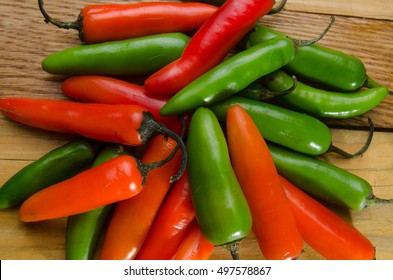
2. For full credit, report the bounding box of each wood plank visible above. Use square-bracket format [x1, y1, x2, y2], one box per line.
[285, 0, 393, 20]
[1, 0, 393, 260]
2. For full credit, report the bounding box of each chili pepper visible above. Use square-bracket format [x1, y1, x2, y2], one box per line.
[38, 0, 217, 44]
[19, 155, 147, 222]
[136, 170, 195, 260]
[65, 144, 128, 260]
[61, 75, 183, 134]
[0, 97, 187, 182]
[280, 175, 375, 260]
[260, 70, 388, 118]
[268, 143, 393, 210]
[245, 25, 367, 91]
[187, 107, 252, 259]
[172, 220, 215, 260]
[226, 105, 302, 260]
[0, 138, 96, 209]
[209, 96, 332, 156]
[159, 37, 296, 116]
[144, 0, 275, 96]
[99, 135, 183, 260]
[41, 32, 190, 76]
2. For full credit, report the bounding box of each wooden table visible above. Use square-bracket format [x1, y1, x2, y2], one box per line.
[0, 0, 392, 260]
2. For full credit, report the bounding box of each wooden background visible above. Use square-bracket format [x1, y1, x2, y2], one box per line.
[0, 0, 392, 260]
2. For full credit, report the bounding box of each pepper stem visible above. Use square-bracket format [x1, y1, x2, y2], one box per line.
[139, 112, 187, 183]
[223, 242, 240, 260]
[295, 16, 336, 47]
[269, 0, 287, 15]
[328, 118, 374, 158]
[366, 194, 393, 208]
[38, 0, 81, 32]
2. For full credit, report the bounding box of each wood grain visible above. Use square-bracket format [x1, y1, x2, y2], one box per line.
[1, 0, 393, 260]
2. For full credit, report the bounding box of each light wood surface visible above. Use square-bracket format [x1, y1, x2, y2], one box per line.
[1, 0, 392, 260]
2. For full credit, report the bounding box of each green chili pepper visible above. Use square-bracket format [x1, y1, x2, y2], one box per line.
[65, 144, 128, 260]
[261, 70, 388, 118]
[187, 107, 252, 259]
[160, 36, 296, 116]
[267, 143, 379, 210]
[209, 96, 332, 156]
[42, 33, 190, 76]
[246, 25, 367, 91]
[0, 138, 96, 208]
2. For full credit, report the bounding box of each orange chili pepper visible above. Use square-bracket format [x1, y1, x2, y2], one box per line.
[172, 220, 215, 260]
[0, 97, 187, 183]
[39, 0, 218, 43]
[136, 170, 195, 260]
[226, 104, 303, 260]
[19, 155, 143, 222]
[280, 175, 375, 260]
[99, 135, 182, 260]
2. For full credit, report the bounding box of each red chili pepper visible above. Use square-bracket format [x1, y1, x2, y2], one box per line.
[172, 220, 215, 260]
[61, 75, 183, 134]
[226, 104, 303, 260]
[280, 175, 375, 260]
[144, 0, 275, 96]
[99, 135, 183, 260]
[0, 97, 187, 182]
[38, 0, 218, 43]
[136, 170, 195, 260]
[19, 155, 143, 222]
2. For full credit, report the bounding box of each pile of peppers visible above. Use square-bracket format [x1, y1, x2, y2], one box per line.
[0, 0, 392, 260]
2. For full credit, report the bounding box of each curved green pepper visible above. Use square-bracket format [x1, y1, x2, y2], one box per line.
[65, 144, 128, 260]
[42, 33, 190, 76]
[261, 70, 388, 118]
[268, 144, 374, 210]
[160, 36, 295, 116]
[0, 138, 96, 209]
[187, 107, 252, 258]
[209, 96, 332, 156]
[246, 25, 367, 91]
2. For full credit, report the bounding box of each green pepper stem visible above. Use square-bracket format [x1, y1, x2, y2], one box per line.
[38, 0, 81, 32]
[268, 0, 287, 15]
[366, 194, 393, 208]
[328, 117, 374, 158]
[295, 16, 336, 47]
[223, 242, 241, 260]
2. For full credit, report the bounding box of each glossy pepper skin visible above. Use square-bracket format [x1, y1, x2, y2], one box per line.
[61, 75, 183, 135]
[160, 37, 296, 116]
[41, 33, 190, 76]
[209, 96, 332, 156]
[187, 107, 252, 256]
[65, 144, 127, 260]
[0, 97, 187, 183]
[99, 135, 183, 260]
[136, 170, 195, 260]
[38, 0, 217, 43]
[144, 0, 275, 96]
[280, 176, 375, 260]
[172, 220, 215, 260]
[19, 155, 144, 222]
[268, 144, 373, 210]
[261, 70, 388, 118]
[246, 25, 367, 91]
[0, 138, 95, 208]
[226, 105, 302, 260]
